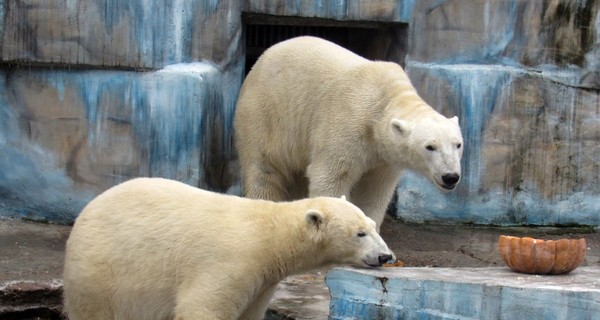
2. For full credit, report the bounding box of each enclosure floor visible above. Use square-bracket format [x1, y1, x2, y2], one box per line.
[1, 217, 599, 319]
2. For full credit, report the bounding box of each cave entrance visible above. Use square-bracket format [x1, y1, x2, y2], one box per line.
[242, 13, 408, 75]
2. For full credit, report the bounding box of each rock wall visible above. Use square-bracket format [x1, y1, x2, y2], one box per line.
[243, 0, 415, 22]
[0, 0, 410, 223]
[395, 0, 600, 225]
[0, 63, 243, 222]
[0, 0, 598, 226]
[0, 0, 244, 222]
[3, 0, 242, 68]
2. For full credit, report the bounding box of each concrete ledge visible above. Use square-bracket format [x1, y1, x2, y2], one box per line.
[326, 267, 600, 320]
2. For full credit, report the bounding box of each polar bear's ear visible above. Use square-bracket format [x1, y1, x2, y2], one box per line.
[391, 118, 411, 137]
[450, 116, 459, 125]
[340, 195, 347, 201]
[305, 209, 324, 229]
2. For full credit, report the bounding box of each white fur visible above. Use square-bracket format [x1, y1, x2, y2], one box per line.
[234, 36, 463, 230]
[63, 177, 393, 320]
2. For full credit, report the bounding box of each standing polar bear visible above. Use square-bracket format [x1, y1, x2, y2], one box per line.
[63, 177, 393, 320]
[234, 36, 464, 230]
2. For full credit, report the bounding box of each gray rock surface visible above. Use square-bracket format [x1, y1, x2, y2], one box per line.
[0, 0, 598, 226]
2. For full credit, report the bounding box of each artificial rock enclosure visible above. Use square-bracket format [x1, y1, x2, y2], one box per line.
[0, 0, 599, 227]
[0, 1, 599, 319]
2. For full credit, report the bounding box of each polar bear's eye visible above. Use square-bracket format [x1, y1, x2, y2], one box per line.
[456, 143, 462, 149]
[357, 231, 367, 238]
[426, 145, 436, 151]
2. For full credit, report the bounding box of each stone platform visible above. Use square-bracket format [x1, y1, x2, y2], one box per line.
[327, 266, 600, 320]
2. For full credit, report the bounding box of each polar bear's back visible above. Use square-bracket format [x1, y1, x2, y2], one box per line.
[70, 177, 245, 238]
[235, 37, 377, 175]
[252, 36, 367, 74]
[66, 178, 264, 265]
[238, 36, 369, 120]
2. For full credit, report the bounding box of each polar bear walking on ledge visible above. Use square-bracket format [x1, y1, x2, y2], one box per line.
[63, 178, 393, 320]
[234, 36, 464, 230]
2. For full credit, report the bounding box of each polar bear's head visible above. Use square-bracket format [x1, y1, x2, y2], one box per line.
[306, 196, 395, 268]
[390, 115, 464, 191]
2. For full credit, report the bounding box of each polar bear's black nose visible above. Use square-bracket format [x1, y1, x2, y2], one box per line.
[378, 254, 394, 265]
[442, 173, 460, 187]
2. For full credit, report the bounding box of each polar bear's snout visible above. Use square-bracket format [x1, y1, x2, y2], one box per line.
[359, 231, 396, 268]
[379, 253, 394, 265]
[363, 251, 395, 268]
[441, 173, 460, 189]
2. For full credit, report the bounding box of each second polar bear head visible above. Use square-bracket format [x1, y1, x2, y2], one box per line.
[390, 115, 464, 191]
[307, 196, 395, 267]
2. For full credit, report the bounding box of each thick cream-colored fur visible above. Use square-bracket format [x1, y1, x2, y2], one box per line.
[63, 177, 392, 320]
[234, 36, 463, 230]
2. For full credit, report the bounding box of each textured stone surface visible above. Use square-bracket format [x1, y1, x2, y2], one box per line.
[396, 0, 600, 226]
[0, 61, 243, 222]
[327, 266, 600, 320]
[396, 63, 600, 226]
[2, 0, 242, 69]
[243, 0, 415, 23]
[0, 280, 64, 319]
[409, 0, 600, 87]
[0, 0, 599, 227]
[268, 271, 330, 320]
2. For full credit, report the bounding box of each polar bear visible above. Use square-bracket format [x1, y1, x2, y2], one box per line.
[234, 36, 463, 230]
[63, 177, 393, 320]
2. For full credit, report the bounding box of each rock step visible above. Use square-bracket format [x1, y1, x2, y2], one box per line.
[327, 266, 600, 320]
